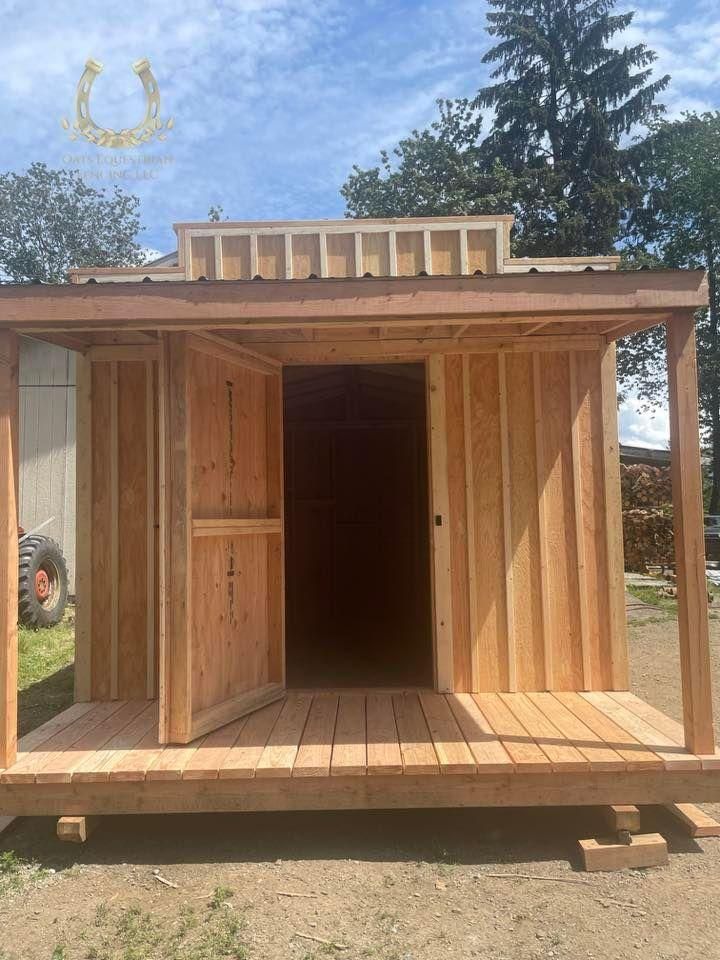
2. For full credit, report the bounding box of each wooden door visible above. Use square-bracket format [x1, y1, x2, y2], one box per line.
[159, 333, 285, 743]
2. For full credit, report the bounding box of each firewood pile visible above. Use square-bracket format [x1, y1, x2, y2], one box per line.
[620, 464, 674, 573]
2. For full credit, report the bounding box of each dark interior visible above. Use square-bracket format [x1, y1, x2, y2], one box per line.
[283, 364, 433, 688]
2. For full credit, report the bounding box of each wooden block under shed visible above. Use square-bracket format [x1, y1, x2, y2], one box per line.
[0, 815, 15, 836]
[600, 804, 641, 834]
[579, 833, 668, 872]
[664, 803, 720, 838]
[57, 816, 98, 843]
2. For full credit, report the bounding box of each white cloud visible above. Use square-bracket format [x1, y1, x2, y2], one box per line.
[619, 393, 670, 449]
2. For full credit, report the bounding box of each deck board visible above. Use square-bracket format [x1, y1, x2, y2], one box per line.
[331, 694, 367, 776]
[554, 692, 664, 770]
[446, 693, 514, 772]
[255, 692, 313, 778]
[366, 693, 403, 775]
[474, 693, 552, 772]
[393, 693, 439, 775]
[74, 702, 157, 782]
[1, 690, 711, 788]
[583, 691, 701, 771]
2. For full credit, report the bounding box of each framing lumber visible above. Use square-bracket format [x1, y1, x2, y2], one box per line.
[159, 333, 192, 744]
[74, 354, 93, 701]
[57, 815, 98, 843]
[0, 330, 18, 770]
[0, 270, 706, 333]
[579, 833, 668, 872]
[666, 313, 715, 755]
[663, 802, 720, 837]
[427, 356, 453, 692]
[601, 804, 641, 834]
[599, 344, 628, 688]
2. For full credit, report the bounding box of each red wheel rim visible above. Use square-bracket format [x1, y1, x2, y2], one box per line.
[35, 569, 51, 601]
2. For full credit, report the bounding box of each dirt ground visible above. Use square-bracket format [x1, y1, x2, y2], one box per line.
[2, 612, 720, 960]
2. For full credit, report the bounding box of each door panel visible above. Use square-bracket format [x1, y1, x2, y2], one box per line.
[159, 333, 284, 743]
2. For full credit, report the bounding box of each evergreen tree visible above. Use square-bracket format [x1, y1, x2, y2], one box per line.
[476, 0, 669, 255]
[343, 1, 669, 258]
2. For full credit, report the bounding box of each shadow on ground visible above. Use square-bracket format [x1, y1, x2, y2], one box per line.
[18, 665, 74, 737]
[2, 804, 704, 875]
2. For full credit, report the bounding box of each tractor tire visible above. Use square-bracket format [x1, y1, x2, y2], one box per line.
[18, 536, 68, 629]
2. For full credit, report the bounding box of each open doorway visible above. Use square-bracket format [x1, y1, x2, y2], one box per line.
[284, 364, 433, 688]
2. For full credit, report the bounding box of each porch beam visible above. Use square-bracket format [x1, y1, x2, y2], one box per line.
[666, 312, 715, 754]
[0, 331, 18, 769]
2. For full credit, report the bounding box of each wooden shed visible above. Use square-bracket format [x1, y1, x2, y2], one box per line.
[0, 214, 717, 820]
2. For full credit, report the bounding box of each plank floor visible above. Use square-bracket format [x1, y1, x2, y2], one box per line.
[2, 690, 716, 785]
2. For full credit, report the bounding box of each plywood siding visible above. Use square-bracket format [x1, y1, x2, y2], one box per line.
[76, 357, 158, 701]
[187, 348, 279, 715]
[429, 349, 626, 693]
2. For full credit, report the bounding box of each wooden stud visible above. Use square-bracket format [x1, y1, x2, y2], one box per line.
[0, 331, 18, 770]
[459, 228, 469, 275]
[579, 833, 668, 872]
[145, 359, 156, 699]
[599, 344, 628, 689]
[601, 804, 641, 834]
[427, 357, 453, 691]
[532, 354, 552, 689]
[423, 230, 432, 275]
[388, 230, 398, 277]
[213, 236, 223, 280]
[74, 354, 93, 702]
[159, 334, 193, 744]
[353, 233, 363, 277]
[663, 802, 720, 838]
[570, 353, 591, 689]
[318, 232, 328, 278]
[109, 361, 119, 700]
[666, 313, 715, 755]
[498, 354, 516, 690]
[284, 235, 293, 279]
[57, 815, 98, 843]
[249, 234, 258, 278]
[462, 356, 479, 691]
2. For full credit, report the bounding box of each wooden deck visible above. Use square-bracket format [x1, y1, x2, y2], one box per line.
[2, 690, 720, 816]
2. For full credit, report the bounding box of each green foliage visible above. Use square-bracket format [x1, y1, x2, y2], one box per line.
[342, 101, 517, 221]
[342, 0, 668, 257]
[0, 162, 143, 282]
[619, 113, 720, 509]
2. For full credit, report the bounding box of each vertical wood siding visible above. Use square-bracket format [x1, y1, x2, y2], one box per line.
[429, 349, 627, 693]
[74, 356, 158, 701]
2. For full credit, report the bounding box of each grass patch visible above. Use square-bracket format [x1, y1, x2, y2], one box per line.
[626, 583, 678, 613]
[18, 608, 75, 736]
[58, 890, 248, 960]
[0, 850, 47, 899]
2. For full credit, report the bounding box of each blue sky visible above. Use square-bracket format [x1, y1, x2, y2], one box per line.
[2, 0, 718, 445]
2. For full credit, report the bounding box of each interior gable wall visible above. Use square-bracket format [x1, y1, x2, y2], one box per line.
[428, 347, 627, 694]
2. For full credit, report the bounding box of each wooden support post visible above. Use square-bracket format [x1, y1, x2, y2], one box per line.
[579, 834, 668, 872]
[666, 313, 715, 754]
[0, 330, 18, 770]
[600, 804, 641, 834]
[158, 333, 192, 744]
[57, 815, 98, 843]
[664, 803, 720, 838]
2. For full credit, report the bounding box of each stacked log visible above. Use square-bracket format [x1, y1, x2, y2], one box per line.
[620, 464, 674, 573]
